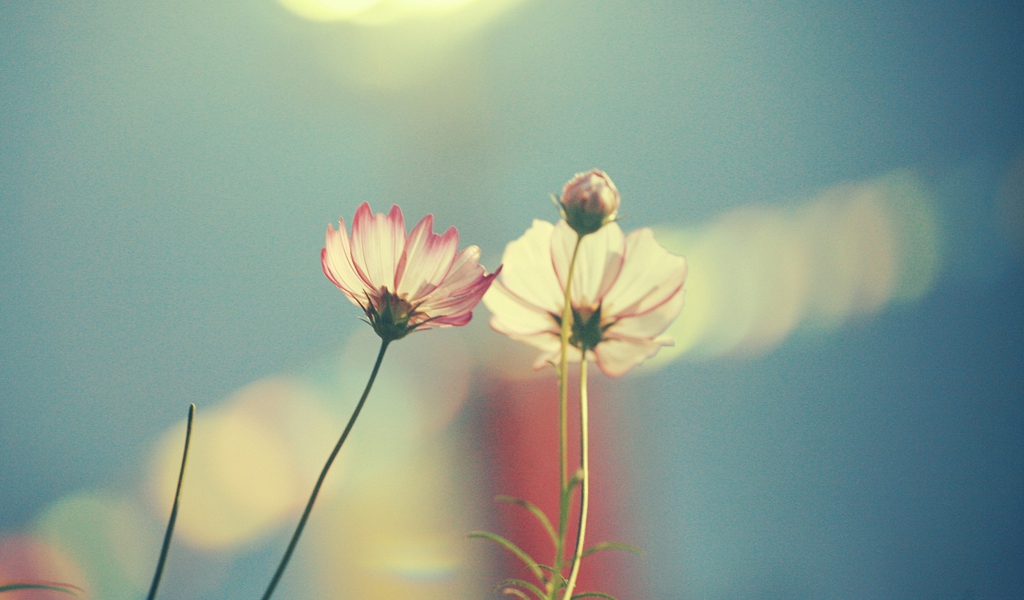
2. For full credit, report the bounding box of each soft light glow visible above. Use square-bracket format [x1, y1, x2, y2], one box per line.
[278, 0, 382, 21]
[290, 327, 480, 596]
[278, 0, 490, 24]
[0, 535, 89, 599]
[646, 169, 942, 363]
[308, 438, 477, 597]
[32, 493, 156, 600]
[273, 0, 527, 89]
[147, 378, 341, 549]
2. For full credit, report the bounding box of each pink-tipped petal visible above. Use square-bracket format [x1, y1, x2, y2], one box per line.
[429, 311, 474, 328]
[397, 215, 459, 299]
[350, 203, 406, 291]
[422, 268, 498, 323]
[419, 246, 487, 306]
[322, 221, 370, 305]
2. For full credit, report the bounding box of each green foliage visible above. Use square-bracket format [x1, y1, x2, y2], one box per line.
[581, 541, 644, 560]
[467, 531, 545, 583]
[495, 496, 557, 545]
[495, 578, 546, 600]
[500, 587, 535, 600]
[472, 486, 641, 600]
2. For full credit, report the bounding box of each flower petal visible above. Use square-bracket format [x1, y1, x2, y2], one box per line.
[568, 222, 625, 308]
[604, 285, 685, 340]
[592, 336, 670, 377]
[535, 344, 584, 370]
[416, 246, 499, 325]
[484, 280, 560, 337]
[350, 203, 406, 292]
[550, 219, 578, 289]
[515, 333, 584, 370]
[426, 269, 499, 326]
[424, 246, 487, 299]
[322, 220, 371, 306]
[396, 214, 459, 300]
[601, 228, 688, 319]
[499, 220, 564, 314]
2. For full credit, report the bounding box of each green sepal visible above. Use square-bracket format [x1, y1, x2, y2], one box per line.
[571, 593, 618, 600]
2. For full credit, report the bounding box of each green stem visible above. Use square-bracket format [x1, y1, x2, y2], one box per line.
[552, 238, 582, 598]
[146, 403, 195, 600]
[260, 338, 391, 600]
[562, 357, 590, 600]
[559, 241, 582, 491]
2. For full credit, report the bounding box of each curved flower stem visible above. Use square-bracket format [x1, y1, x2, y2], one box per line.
[562, 357, 589, 600]
[146, 403, 195, 600]
[260, 338, 391, 600]
[552, 237, 582, 598]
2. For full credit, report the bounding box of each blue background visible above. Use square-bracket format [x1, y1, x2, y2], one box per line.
[2, 0, 1022, 597]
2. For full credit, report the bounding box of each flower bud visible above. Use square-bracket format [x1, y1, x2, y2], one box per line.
[557, 169, 621, 236]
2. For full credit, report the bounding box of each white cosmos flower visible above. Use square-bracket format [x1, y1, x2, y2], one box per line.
[484, 219, 687, 377]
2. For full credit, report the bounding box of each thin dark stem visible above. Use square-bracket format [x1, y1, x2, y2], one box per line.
[146, 403, 196, 600]
[260, 338, 391, 600]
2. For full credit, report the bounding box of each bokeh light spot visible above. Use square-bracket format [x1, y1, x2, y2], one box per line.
[277, 0, 383, 22]
[278, 0, 489, 24]
[148, 378, 340, 550]
[0, 536, 89, 600]
[647, 169, 941, 363]
[32, 493, 155, 600]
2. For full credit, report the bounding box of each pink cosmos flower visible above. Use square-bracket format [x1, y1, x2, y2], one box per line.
[483, 219, 687, 377]
[322, 203, 500, 341]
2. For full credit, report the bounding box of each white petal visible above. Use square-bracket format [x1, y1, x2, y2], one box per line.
[593, 336, 670, 377]
[498, 220, 565, 314]
[484, 280, 559, 336]
[396, 214, 458, 299]
[526, 335, 583, 370]
[551, 219, 578, 289]
[602, 228, 687, 319]
[604, 286, 685, 340]
[350, 203, 405, 292]
[569, 222, 625, 307]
